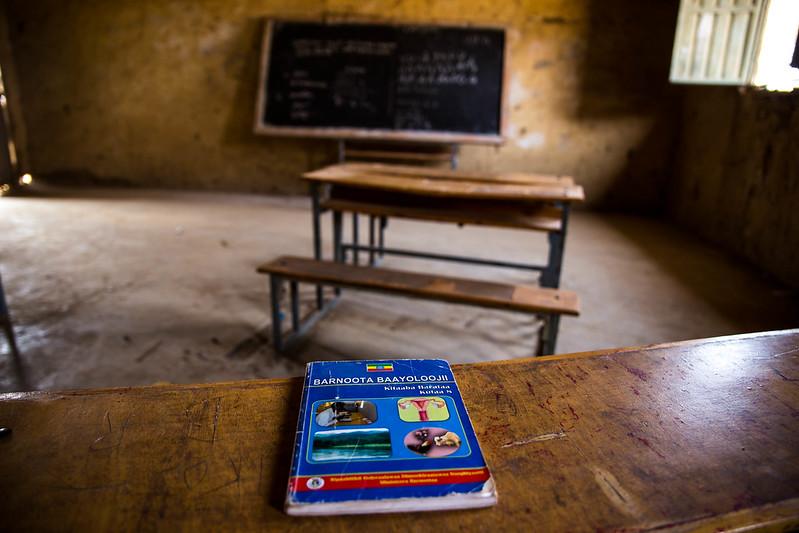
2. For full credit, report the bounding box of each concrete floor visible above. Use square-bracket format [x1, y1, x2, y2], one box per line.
[1, 187, 797, 392]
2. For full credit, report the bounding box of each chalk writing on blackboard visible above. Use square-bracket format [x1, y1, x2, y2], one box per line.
[293, 39, 398, 57]
[256, 20, 506, 143]
[398, 52, 480, 86]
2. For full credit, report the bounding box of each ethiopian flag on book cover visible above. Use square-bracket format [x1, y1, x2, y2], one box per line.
[366, 363, 393, 372]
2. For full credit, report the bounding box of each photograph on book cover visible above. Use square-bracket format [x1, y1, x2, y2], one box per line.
[404, 427, 462, 457]
[312, 428, 392, 461]
[315, 400, 378, 427]
[398, 397, 449, 422]
[308, 396, 471, 463]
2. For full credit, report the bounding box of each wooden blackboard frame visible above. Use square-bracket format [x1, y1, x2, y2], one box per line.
[253, 19, 508, 145]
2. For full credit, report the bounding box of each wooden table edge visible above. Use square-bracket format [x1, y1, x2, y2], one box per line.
[640, 496, 799, 533]
[2, 329, 796, 400]
[317, 162, 577, 186]
[0, 376, 299, 401]
[300, 173, 586, 203]
[471, 328, 799, 368]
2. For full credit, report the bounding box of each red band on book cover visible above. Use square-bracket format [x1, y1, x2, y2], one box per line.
[290, 467, 490, 492]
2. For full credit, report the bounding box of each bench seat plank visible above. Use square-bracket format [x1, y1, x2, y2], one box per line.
[257, 256, 580, 316]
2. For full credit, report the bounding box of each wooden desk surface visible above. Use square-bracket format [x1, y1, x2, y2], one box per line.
[303, 163, 585, 203]
[330, 162, 577, 186]
[1, 330, 798, 532]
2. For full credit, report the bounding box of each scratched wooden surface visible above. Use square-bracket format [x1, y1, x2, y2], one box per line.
[1, 330, 798, 532]
[338, 162, 576, 186]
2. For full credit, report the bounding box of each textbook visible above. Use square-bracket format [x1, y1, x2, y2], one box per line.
[285, 359, 497, 515]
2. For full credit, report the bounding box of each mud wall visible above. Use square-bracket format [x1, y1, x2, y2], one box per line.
[2, 0, 679, 208]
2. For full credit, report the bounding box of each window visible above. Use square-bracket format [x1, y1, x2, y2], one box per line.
[670, 0, 799, 91]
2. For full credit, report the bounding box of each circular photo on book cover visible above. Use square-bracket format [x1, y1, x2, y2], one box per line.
[404, 427, 461, 457]
[397, 397, 449, 422]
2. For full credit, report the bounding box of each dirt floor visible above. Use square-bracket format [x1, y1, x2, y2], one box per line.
[1, 187, 797, 392]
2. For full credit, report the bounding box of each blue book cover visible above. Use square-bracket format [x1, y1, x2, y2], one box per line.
[285, 359, 497, 515]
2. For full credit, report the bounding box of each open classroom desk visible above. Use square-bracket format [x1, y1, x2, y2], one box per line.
[278, 162, 586, 355]
[1, 330, 798, 531]
[302, 162, 585, 290]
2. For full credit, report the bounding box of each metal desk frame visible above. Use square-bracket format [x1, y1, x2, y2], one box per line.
[292, 179, 573, 355]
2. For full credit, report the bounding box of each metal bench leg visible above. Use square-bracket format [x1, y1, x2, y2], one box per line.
[538, 204, 569, 355]
[310, 182, 324, 309]
[538, 314, 560, 356]
[333, 210, 343, 261]
[541, 203, 570, 289]
[352, 213, 360, 266]
[368, 215, 376, 266]
[379, 216, 387, 257]
[333, 210, 343, 296]
[270, 275, 283, 352]
[290, 281, 300, 332]
[269, 277, 341, 352]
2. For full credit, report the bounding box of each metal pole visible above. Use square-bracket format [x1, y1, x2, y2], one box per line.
[539, 203, 570, 356]
[341, 244, 546, 271]
[310, 182, 323, 309]
[269, 275, 283, 351]
[544, 314, 560, 355]
[537, 316, 548, 356]
[368, 215, 376, 266]
[333, 210, 343, 296]
[352, 212, 359, 266]
[379, 216, 387, 257]
[333, 211, 343, 262]
[290, 281, 300, 332]
[541, 203, 570, 289]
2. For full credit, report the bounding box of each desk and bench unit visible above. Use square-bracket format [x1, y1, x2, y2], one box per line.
[1, 330, 798, 531]
[252, 20, 585, 355]
[258, 162, 585, 355]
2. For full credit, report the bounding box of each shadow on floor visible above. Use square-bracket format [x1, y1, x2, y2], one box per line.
[603, 214, 799, 332]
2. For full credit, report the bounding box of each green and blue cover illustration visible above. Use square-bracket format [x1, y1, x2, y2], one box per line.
[285, 359, 495, 513]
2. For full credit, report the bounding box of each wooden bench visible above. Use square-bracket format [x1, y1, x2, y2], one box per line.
[257, 255, 580, 356]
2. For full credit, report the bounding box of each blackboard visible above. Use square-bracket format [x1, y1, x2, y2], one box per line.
[254, 20, 507, 144]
